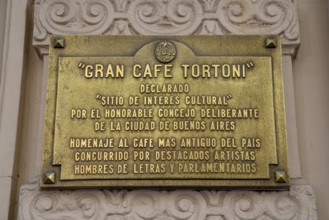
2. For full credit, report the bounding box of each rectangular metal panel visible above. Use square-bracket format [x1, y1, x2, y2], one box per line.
[41, 35, 289, 189]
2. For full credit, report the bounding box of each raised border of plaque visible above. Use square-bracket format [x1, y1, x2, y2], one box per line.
[41, 35, 289, 189]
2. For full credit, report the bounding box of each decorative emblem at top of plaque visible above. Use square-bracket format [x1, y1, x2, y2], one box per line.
[155, 41, 177, 63]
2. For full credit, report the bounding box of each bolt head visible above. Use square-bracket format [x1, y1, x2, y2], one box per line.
[54, 38, 65, 48]
[43, 171, 56, 184]
[275, 171, 287, 183]
[265, 38, 277, 48]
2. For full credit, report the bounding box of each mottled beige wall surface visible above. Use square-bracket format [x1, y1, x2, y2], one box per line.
[294, 0, 329, 219]
[0, 1, 7, 75]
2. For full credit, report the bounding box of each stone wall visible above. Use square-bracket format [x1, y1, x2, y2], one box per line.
[6, 0, 322, 219]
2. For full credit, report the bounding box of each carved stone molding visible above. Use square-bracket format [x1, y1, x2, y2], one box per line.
[18, 178, 317, 220]
[33, 0, 300, 56]
[26, 1, 310, 220]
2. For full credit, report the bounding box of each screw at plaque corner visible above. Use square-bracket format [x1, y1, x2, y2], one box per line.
[43, 171, 56, 184]
[265, 37, 278, 48]
[275, 171, 287, 183]
[265, 38, 277, 49]
[54, 38, 65, 49]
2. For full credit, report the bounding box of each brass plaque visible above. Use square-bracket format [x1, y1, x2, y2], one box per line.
[41, 35, 289, 189]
